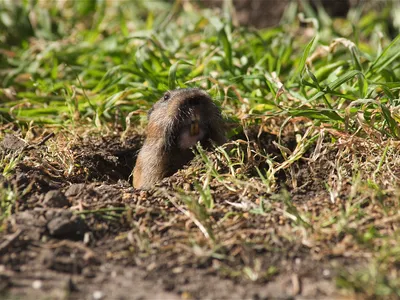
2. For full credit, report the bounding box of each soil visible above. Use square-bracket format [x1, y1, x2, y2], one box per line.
[0, 128, 356, 299]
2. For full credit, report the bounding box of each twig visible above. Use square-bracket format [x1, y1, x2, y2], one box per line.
[42, 240, 98, 261]
[23, 132, 55, 151]
[162, 189, 213, 241]
[0, 229, 22, 254]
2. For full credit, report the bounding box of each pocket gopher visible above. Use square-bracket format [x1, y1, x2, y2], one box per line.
[133, 88, 226, 189]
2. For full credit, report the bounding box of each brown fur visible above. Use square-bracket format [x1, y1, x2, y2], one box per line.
[133, 88, 226, 189]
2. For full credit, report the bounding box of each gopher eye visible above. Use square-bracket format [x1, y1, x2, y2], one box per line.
[163, 92, 171, 101]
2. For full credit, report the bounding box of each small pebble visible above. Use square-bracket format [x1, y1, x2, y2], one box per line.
[43, 190, 69, 208]
[93, 290, 104, 300]
[323, 269, 331, 277]
[84, 232, 93, 245]
[32, 280, 42, 290]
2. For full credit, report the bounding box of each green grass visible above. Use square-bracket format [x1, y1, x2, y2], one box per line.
[1, 0, 400, 297]
[1, 0, 398, 134]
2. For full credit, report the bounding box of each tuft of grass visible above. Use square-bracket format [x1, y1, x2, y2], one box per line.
[0, 184, 17, 224]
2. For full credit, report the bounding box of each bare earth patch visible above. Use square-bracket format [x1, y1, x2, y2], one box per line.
[1, 126, 380, 300]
